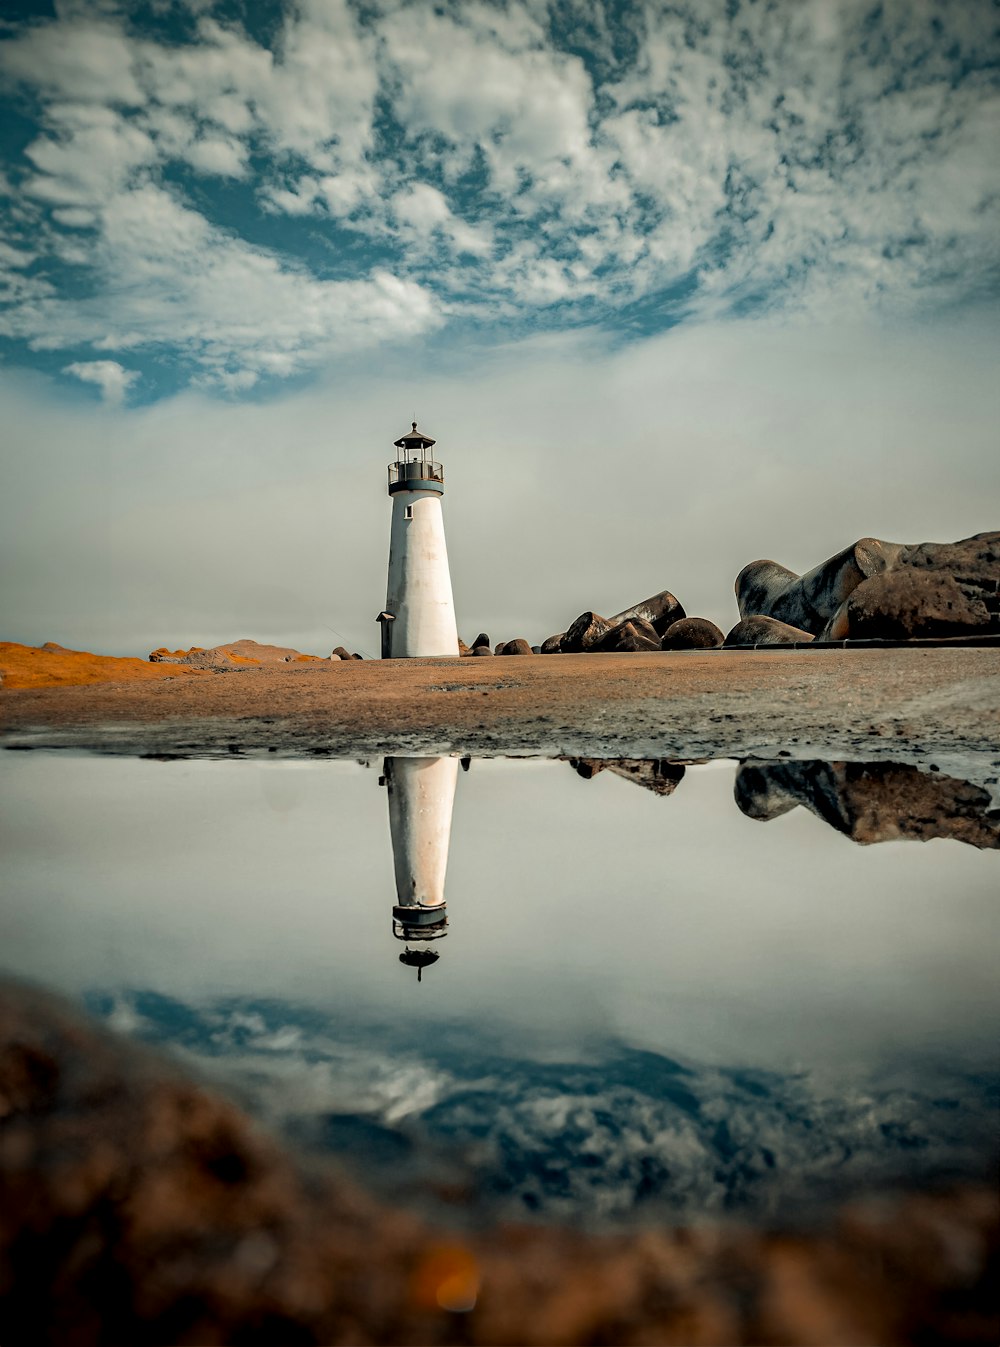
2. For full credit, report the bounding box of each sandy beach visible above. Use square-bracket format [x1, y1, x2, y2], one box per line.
[3, 644, 999, 773]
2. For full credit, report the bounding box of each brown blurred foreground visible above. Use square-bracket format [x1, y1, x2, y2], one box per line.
[0, 980, 995, 1347]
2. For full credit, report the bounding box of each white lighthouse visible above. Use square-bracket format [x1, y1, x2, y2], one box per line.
[383, 756, 459, 978]
[377, 422, 459, 659]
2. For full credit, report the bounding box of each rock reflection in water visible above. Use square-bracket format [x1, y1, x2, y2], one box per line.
[569, 759, 687, 795]
[568, 754, 999, 848]
[734, 760, 1000, 849]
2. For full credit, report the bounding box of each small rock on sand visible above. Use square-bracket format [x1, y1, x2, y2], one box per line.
[662, 618, 725, 650]
[725, 616, 814, 646]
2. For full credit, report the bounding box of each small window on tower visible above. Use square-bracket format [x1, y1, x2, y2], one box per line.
[404, 505, 413, 519]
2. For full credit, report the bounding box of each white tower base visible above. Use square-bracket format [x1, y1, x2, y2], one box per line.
[385, 491, 458, 657]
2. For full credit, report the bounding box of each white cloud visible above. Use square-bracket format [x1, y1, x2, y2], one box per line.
[259, 0, 376, 165]
[0, 17, 143, 105]
[22, 102, 157, 207]
[62, 358, 138, 405]
[0, 241, 35, 269]
[390, 182, 494, 258]
[2, 184, 440, 379]
[134, 16, 269, 115]
[182, 133, 248, 178]
[379, 4, 595, 184]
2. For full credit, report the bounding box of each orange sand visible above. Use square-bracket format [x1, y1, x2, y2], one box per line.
[0, 642, 209, 691]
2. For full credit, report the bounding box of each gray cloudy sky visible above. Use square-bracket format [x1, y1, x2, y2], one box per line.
[0, 0, 998, 652]
[1, 313, 997, 654]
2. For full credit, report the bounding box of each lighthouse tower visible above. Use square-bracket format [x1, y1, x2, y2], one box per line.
[383, 756, 459, 977]
[377, 422, 459, 659]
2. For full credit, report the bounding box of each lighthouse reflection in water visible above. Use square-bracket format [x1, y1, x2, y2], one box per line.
[381, 757, 459, 980]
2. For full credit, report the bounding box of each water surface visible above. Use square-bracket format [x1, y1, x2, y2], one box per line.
[2, 751, 997, 1227]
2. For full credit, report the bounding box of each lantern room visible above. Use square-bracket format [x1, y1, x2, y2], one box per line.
[387, 421, 445, 495]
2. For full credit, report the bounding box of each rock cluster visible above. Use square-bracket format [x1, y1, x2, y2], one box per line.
[462, 593, 725, 656]
[538, 591, 724, 654]
[728, 532, 999, 645]
[149, 639, 363, 667]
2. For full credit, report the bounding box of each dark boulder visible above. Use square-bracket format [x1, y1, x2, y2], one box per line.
[724, 617, 814, 646]
[500, 638, 533, 655]
[610, 590, 686, 635]
[540, 634, 564, 654]
[494, 642, 507, 655]
[562, 612, 612, 652]
[661, 618, 724, 650]
[472, 633, 491, 650]
[595, 619, 661, 653]
[471, 644, 493, 656]
[332, 646, 352, 661]
[736, 539, 905, 635]
[830, 532, 1000, 641]
[734, 561, 799, 625]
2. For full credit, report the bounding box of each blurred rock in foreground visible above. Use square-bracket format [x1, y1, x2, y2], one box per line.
[1, 980, 996, 1346]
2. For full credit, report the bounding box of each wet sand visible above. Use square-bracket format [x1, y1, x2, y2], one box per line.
[3, 647, 999, 774]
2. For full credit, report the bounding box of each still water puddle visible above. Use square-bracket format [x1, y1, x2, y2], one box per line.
[2, 751, 998, 1229]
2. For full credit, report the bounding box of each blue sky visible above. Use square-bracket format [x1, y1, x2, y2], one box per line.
[0, 0, 998, 652]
